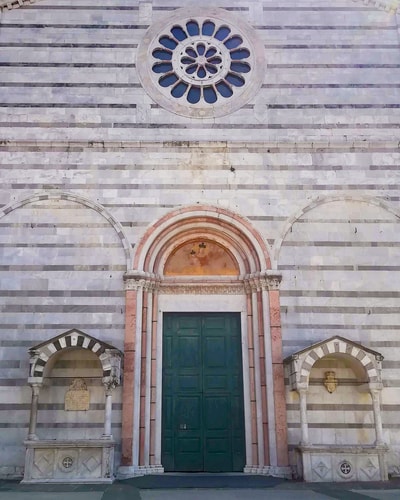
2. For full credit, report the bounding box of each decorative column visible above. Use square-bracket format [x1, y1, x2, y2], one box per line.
[266, 271, 289, 467]
[260, 273, 277, 468]
[247, 274, 265, 468]
[27, 383, 41, 440]
[120, 271, 159, 476]
[244, 278, 257, 467]
[102, 349, 122, 439]
[370, 383, 384, 446]
[103, 386, 113, 438]
[298, 386, 309, 446]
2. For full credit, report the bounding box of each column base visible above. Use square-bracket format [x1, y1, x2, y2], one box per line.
[117, 465, 164, 479]
[243, 465, 292, 478]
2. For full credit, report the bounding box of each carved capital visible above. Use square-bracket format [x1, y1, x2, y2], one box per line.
[124, 270, 160, 291]
[28, 350, 41, 378]
[265, 271, 282, 290]
[103, 377, 120, 393]
[244, 273, 262, 293]
[103, 349, 122, 390]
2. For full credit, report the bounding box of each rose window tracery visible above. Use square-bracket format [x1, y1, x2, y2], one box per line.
[151, 20, 251, 105]
[137, 8, 265, 118]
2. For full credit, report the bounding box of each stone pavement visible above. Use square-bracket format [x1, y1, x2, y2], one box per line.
[1, 475, 400, 500]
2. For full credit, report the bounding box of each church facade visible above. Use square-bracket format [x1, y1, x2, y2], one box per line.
[0, 0, 400, 483]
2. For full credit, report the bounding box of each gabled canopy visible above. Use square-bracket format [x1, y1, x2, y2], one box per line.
[28, 329, 122, 387]
[284, 335, 384, 390]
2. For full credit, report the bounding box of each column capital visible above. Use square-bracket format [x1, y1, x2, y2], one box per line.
[123, 270, 161, 291]
[243, 271, 283, 292]
[244, 274, 261, 293]
[264, 271, 282, 290]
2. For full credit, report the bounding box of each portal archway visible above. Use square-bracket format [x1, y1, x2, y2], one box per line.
[119, 205, 290, 478]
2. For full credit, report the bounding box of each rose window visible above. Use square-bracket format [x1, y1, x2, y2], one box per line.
[151, 20, 251, 105]
[137, 8, 265, 118]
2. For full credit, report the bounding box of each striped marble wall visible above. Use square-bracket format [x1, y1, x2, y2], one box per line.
[0, 0, 399, 478]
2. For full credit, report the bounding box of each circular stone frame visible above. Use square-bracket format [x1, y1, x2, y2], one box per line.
[136, 7, 265, 119]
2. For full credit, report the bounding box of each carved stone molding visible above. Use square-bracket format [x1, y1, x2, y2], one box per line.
[160, 283, 244, 295]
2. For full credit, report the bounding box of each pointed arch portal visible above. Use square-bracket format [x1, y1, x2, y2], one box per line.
[119, 205, 290, 477]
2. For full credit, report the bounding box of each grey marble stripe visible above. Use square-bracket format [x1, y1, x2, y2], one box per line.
[0, 325, 123, 332]
[255, 25, 396, 30]
[1, 164, 398, 172]
[1, 305, 123, 312]
[0, 63, 136, 68]
[265, 44, 400, 48]
[288, 423, 375, 429]
[2, 121, 400, 129]
[286, 404, 374, 410]
[0, 104, 138, 109]
[296, 217, 395, 222]
[3, 103, 400, 110]
[2, 23, 149, 29]
[0, 243, 122, 248]
[285, 306, 400, 314]
[0, 404, 122, 410]
[0, 43, 138, 48]
[2, 183, 400, 191]
[0, 361, 20, 368]
[0, 423, 122, 428]
[370, 341, 400, 347]
[0, 222, 113, 227]
[23, 5, 139, 10]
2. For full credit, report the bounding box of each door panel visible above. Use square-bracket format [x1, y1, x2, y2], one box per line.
[162, 312, 245, 472]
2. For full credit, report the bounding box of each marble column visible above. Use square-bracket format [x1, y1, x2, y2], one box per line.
[103, 386, 113, 439]
[267, 272, 289, 466]
[27, 383, 41, 440]
[370, 386, 384, 445]
[298, 387, 310, 446]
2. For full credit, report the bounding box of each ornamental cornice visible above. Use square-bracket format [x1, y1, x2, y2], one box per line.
[160, 283, 244, 295]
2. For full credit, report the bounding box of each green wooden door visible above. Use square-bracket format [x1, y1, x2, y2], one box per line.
[162, 313, 245, 472]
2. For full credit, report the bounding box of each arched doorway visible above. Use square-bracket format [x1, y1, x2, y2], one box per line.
[119, 205, 290, 478]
